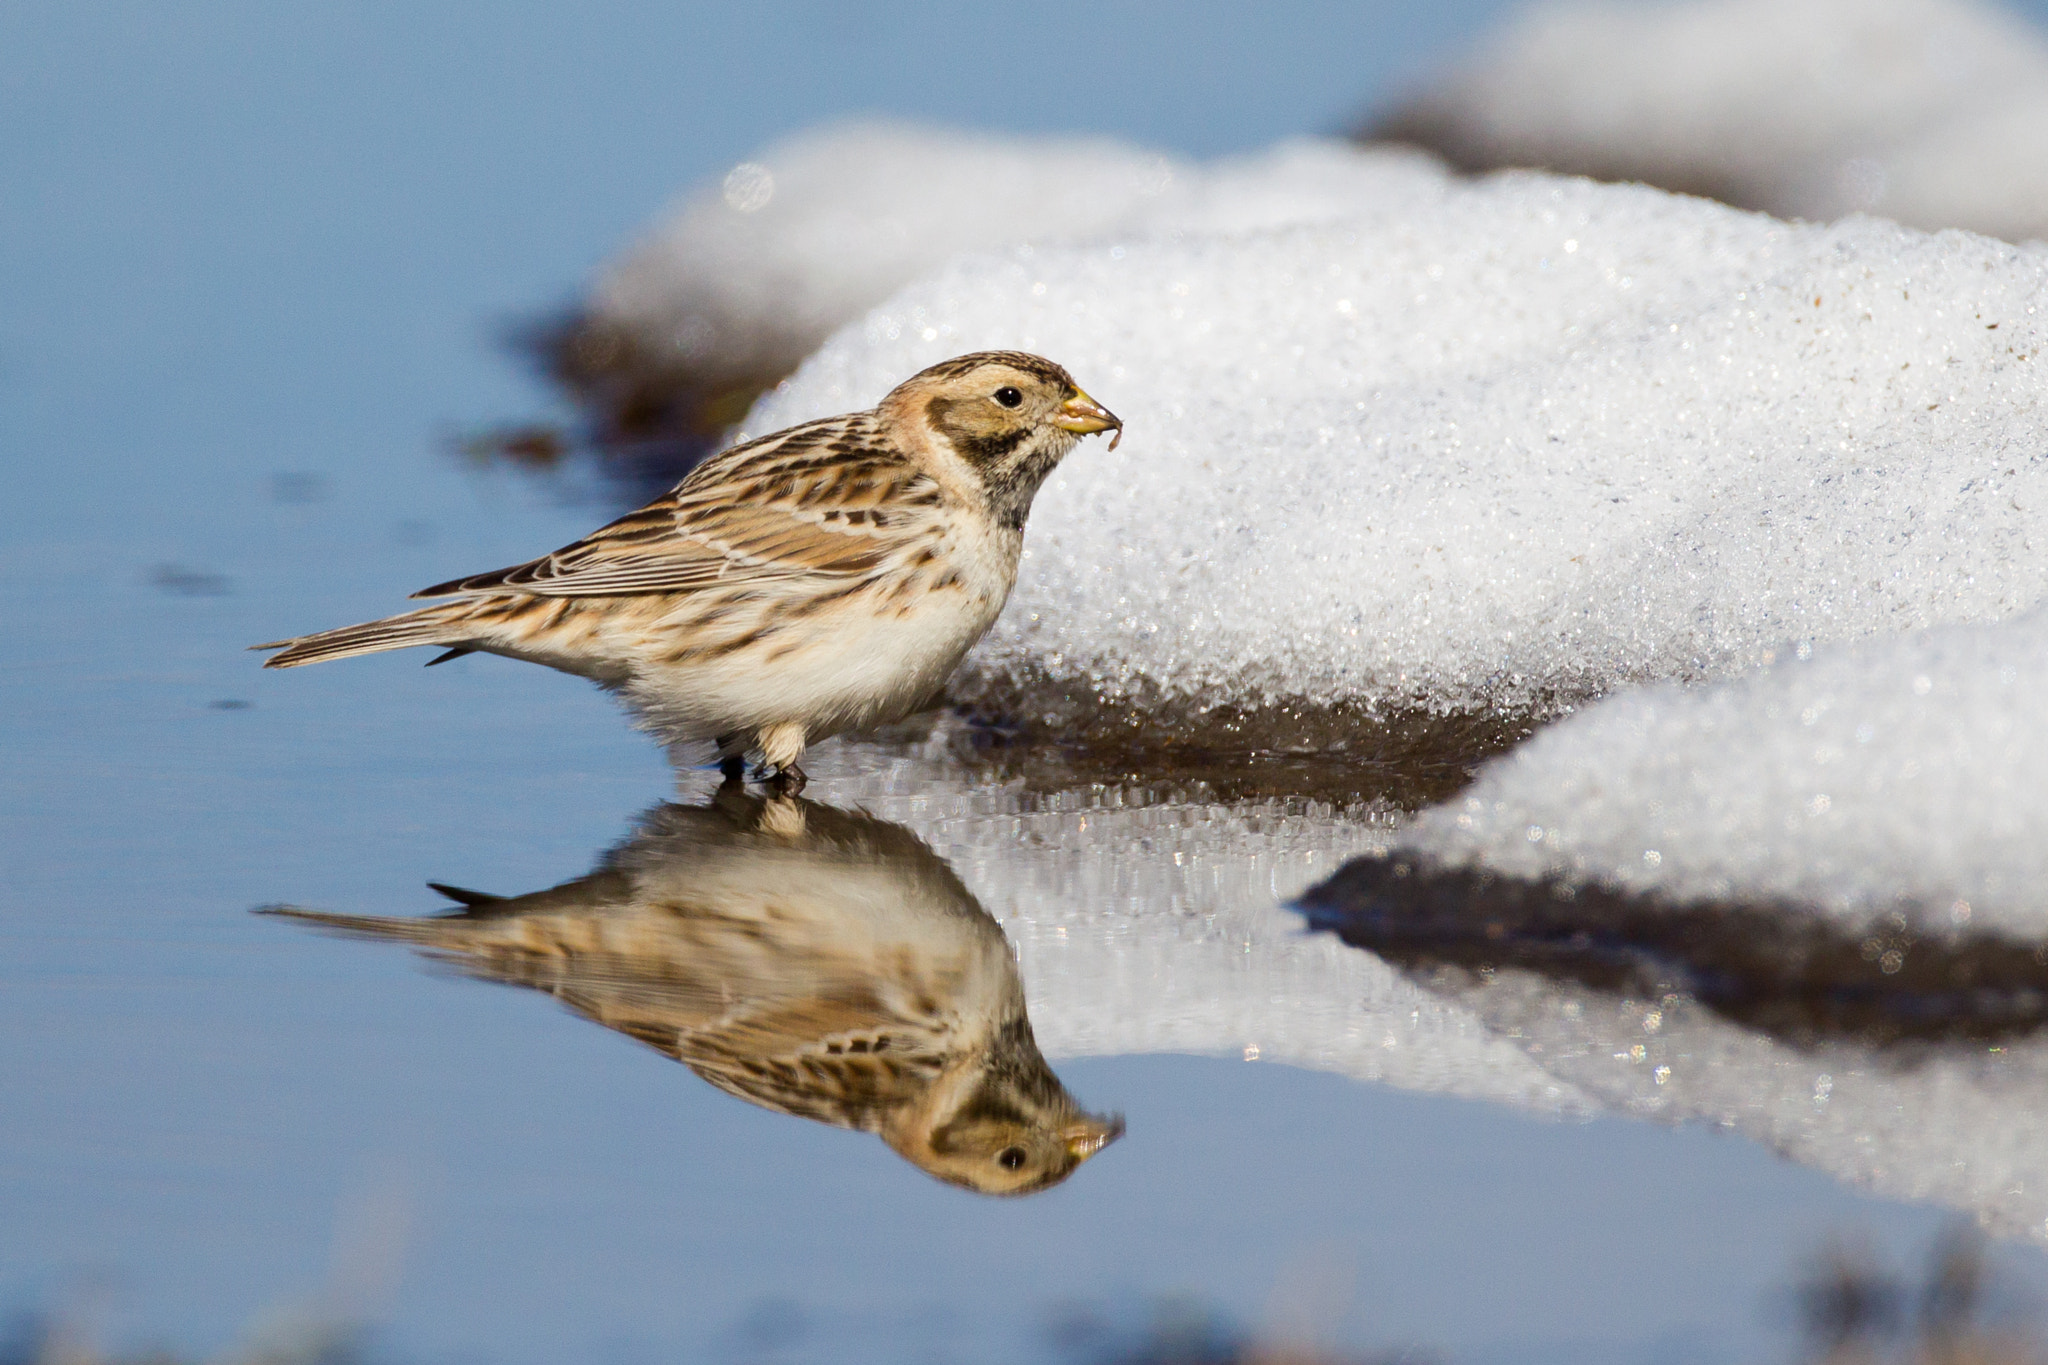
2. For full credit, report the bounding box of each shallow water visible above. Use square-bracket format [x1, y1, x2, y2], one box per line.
[15, 727, 2048, 1364]
[11, 4, 2048, 1364]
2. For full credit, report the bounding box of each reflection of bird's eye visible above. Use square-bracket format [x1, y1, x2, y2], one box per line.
[997, 1146, 1027, 1170]
[993, 386, 1023, 409]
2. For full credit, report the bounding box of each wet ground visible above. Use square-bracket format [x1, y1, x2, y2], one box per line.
[10, 5, 2048, 1364]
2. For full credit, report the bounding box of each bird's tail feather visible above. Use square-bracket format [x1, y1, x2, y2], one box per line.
[257, 881, 507, 940]
[252, 603, 469, 669]
[255, 904, 440, 942]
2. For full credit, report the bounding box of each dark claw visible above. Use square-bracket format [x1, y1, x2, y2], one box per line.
[765, 765, 808, 797]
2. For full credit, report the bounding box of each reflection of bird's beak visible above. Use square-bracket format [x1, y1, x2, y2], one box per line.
[1063, 1114, 1126, 1162]
[1053, 389, 1123, 450]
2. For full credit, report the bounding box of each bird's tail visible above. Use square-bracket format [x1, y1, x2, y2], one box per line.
[254, 904, 440, 941]
[255, 882, 504, 940]
[252, 602, 473, 669]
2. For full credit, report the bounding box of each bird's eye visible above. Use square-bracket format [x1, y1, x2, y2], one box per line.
[993, 386, 1024, 409]
[996, 1146, 1027, 1170]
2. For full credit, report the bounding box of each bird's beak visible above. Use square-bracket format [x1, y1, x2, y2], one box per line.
[1053, 389, 1123, 450]
[1063, 1114, 1126, 1162]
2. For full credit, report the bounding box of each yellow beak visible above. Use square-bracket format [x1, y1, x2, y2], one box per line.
[1052, 389, 1124, 450]
[1063, 1114, 1126, 1162]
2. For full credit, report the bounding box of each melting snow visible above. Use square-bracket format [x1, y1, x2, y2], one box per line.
[1392, 610, 2048, 935]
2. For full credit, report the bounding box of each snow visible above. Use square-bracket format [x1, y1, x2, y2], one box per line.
[748, 172, 2048, 733]
[582, 121, 1445, 413]
[1370, 0, 2048, 244]
[1389, 610, 2048, 935]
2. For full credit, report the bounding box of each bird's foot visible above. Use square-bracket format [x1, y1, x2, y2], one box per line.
[717, 754, 748, 789]
[760, 764, 808, 797]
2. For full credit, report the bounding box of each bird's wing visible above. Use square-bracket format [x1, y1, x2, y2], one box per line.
[412, 413, 943, 599]
[693, 991, 954, 1065]
[669, 994, 957, 1132]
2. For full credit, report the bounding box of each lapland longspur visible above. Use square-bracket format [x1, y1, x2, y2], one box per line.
[255, 352, 1121, 787]
[262, 786, 1123, 1195]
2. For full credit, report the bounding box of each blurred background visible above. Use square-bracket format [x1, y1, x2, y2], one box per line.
[11, 2, 2048, 1363]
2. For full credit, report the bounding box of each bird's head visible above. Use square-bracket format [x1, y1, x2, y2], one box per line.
[883, 351, 1121, 530]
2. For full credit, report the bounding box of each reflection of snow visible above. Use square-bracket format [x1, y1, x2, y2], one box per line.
[1392, 611, 2048, 936]
[1410, 966, 2048, 1247]
[1371, 0, 2048, 243]
[818, 741, 2048, 1247]
[753, 173, 2048, 733]
[806, 744, 1578, 1114]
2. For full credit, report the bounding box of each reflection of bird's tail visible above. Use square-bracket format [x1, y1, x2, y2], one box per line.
[251, 603, 473, 669]
[256, 904, 443, 942]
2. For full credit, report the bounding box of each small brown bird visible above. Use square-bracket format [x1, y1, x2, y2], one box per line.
[255, 352, 1121, 788]
[260, 786, 1123, 1195]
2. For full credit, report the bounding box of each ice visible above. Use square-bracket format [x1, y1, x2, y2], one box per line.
[1387, 609, 2048, 936]
[1370, 0, 2048, 243]
[746, 172, 2048, 740]
[571, 121, 1446, 427]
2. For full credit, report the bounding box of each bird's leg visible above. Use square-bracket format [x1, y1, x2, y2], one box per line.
[753, 721, 807, 793]
[713, 732, 748, 789]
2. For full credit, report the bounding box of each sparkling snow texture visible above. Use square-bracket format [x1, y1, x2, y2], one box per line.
[748, 173, 2048, 723]
[1393, 611, 2048, 934]
[588, 122, 1444, 405]
[1373, 0, 2048, 243]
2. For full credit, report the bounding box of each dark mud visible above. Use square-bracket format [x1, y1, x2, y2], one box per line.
[860, 675, 1548, 810]
[489, 310, 790, 498]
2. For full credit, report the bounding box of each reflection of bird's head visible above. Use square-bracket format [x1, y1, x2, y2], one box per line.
[882, 1016, 1123, 1196]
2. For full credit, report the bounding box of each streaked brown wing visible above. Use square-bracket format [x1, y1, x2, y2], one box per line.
[549, 971, 953, 1131]
[412, 413, 941, 599]
[672, 997, 954, 1132]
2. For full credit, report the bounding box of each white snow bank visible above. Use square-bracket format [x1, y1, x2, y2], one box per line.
[748, 172, 2048, 729]
[1392, 610, 2048, 935]
[1372, 0, 2048, 243]
[583, 121, 1445, 403]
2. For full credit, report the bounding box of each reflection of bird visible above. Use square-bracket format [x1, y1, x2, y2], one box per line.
[262, 787, 1122, 1195]
[255, 352, 1121, 789]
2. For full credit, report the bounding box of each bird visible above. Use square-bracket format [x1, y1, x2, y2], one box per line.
[254, 351, 1122, 790]
[260, 783, 1124, 1195]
